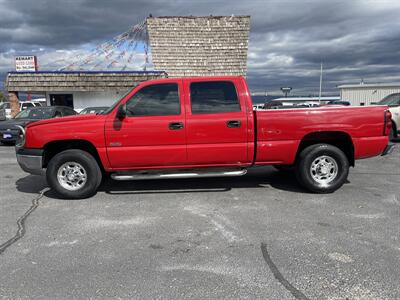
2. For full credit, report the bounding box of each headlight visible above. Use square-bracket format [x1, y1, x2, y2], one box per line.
[15, 125, 26, 147]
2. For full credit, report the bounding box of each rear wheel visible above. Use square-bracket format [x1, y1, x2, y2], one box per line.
[295, 144, 349, 193]
[46, 149, 102, 199]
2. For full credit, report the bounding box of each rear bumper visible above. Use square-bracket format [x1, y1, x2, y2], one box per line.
[381, 143, 396, 156]
[15, 148, 45, 175]
[353, 136, 389, 159]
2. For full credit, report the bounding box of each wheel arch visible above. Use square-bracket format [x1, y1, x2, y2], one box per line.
[392, 119, 398, 137]
[296, 131, 355, 167]
[43, 139, 104, 171]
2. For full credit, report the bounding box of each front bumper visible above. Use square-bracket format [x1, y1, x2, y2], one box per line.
[381, 143, 396, 156]
[16, 148, 45, 175]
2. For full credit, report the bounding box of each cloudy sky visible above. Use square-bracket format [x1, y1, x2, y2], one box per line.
[1, 0, 400, 95]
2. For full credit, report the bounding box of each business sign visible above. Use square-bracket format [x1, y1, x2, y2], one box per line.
[15, 56, 38, 72]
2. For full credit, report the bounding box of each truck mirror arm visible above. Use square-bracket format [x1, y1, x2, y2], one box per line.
[116, 104, 127, 119]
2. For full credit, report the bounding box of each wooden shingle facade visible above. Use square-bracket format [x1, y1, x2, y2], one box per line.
[147, 16, 250, 77]
[6, 71, 167, 93]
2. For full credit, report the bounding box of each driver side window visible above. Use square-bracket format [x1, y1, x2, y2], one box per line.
[125, 83, 180, 117]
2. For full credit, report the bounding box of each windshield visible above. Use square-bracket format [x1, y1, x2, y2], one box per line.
[80, 107, 108, 114]
[15, 107, 54, 119]
[101, 89, 133, 114]
[378, 94, 400, 105]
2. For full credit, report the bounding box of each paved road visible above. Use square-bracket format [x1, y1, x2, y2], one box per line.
[0, 143, 399, 299]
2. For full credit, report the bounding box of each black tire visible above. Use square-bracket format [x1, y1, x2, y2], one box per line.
[389, 126, 396, 141]
[46, 149, 102, 199]
[295, 144, 349, 193]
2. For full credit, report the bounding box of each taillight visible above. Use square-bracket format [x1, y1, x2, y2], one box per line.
[384, 110, 392, 136]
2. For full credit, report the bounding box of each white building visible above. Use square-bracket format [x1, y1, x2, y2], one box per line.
[6, 71, 167, 112]
[338, 83, 400, 106]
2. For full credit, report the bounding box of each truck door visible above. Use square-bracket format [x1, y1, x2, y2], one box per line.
[105, 80, 187, 169]
[184, 78, 250, 165]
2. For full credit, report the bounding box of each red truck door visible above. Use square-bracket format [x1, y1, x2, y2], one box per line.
[184, 78, 250, 166]
[105, 80, 187, 169]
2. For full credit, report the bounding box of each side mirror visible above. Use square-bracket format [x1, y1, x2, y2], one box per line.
[116, 104, 127, 119]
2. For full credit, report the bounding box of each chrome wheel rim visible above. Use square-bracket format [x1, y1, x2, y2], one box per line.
[310, 155, 338, 186]
[57, 162, 87, 191]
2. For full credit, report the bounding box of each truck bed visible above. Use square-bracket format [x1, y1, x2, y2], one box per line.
[254, 106, 389, 165]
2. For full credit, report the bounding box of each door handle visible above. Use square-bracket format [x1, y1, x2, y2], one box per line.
[226, 120, 241, 128]
[169, 122, 184, 130]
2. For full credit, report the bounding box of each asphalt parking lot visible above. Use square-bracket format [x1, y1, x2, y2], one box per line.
[0, 143, 399, 299]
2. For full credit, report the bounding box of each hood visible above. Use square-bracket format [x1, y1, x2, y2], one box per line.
[0, 118, 36, 129]
[27, 114, 103, 129]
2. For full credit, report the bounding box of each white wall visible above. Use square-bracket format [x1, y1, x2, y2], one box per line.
[45, 90, 130, 112]
[340, 87, 400, 106]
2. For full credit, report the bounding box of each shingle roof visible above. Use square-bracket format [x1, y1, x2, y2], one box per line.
[6, 71, 167, 92]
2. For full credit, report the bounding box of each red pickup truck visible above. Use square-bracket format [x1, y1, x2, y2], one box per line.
[16, 76, 394, 198]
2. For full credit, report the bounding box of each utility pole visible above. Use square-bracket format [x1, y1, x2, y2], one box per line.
[319, 62, 323, 105]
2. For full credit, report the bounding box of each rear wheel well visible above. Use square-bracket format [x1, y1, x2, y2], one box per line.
[392, 120, 398, 137]
[296, 131, 355, 167]
[43, 140, 103, 170]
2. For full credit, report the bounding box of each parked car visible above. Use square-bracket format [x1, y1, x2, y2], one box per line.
[79, 106, 109, 115]
[326, 100, 351, 106]
[252, 104, 265, 110]
[15, 76, 394, 199]
[264, 101, 284, 109]
[295, 102, 320, 108]
[0, 101, 44, 120]
[30, 98, 47, 107]
[373, 93, 400, 140]
[0, 106, 77, 145]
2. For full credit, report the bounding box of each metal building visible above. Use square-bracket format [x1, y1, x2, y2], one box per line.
[338, 83, 400, 106]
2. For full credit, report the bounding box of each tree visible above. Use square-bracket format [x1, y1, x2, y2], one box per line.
[0, 91, 6, 103]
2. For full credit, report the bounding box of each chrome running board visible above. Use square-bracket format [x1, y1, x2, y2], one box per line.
[111, 169, 247, 181]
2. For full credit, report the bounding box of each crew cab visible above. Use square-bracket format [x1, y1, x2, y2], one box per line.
[15, 76, 395, 199]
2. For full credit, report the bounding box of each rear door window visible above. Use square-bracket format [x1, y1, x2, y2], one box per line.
[62, 108, 77, 116]
[190, 81, 240, 114]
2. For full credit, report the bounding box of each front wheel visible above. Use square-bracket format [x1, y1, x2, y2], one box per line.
[295, 144, 349, 193]
[46, 149, 102, 199]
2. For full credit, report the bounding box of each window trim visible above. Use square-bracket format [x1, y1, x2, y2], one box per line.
[125, 82, 181, 117]
[189, 80, 241, 115]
